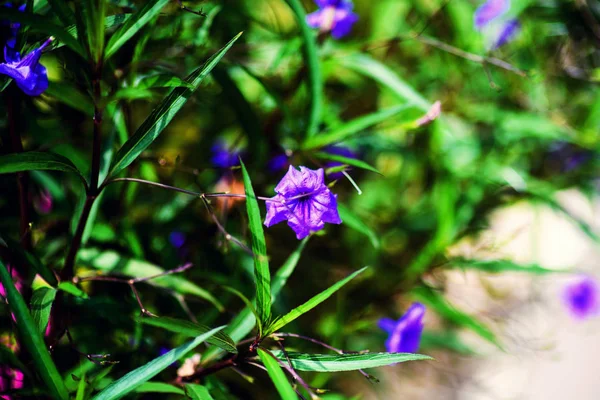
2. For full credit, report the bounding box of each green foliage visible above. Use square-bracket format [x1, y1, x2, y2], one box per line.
[258, 348, 298, 399]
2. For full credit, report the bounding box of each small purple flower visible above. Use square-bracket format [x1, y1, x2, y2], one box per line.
[492, 19, 520, 49]
[268, 153, 291, 172]
[210, 140, 244, 169]
[306, 0, 358, 39]
[562, 276, 599, 320]
[0, 37, 51, 96]
[378, 302, 426, 353]
[264, 166, 342, 239]
[2, 3, 26, 40]
[168, 231, 186, 249]
[474, 0, 510, 30]
[322, 145, 358, 180]
[34, 189, 53, 214]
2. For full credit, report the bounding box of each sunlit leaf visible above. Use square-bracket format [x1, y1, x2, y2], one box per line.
[258, 348, 297, 399]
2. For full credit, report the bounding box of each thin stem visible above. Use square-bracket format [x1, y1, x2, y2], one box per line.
[200, 195, 253, 255]
[90, 63, 104, 194]
[131, 262, 193, 283]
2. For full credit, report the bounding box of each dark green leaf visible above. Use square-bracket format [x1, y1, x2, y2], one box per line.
[0, 343, 28, 373]
[30, 287, 57, 334]
[0, 152, 87, 187]
[185, 384, 215, 400]
[266, 267, 367, 335]
[315, 152, 381, 175]
[240, 160, 271, 327]
[257, 349, 297, 399]
[134, 382, 185, 395]
[337, 205, 379, 249]
[139, 316, 237, 354]
[47, 0, 76, 26]
[76, 0, 105, 62]
[92, 327, 224, 400]
[108, 32, 243, 177]
[269, 351, 432, 372]
[135, 74, 194, 90]
[0, 261, 69, 400]
[104, 0, 169, 59]
[1, 236, 58, 287]
[448, 258, 563, 274]
[46, 81, 94, 115]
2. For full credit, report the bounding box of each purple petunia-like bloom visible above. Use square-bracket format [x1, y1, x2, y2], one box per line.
[562, 276, 599, 320]
[264, 166, 342, 239]
[378, 302, 426, 353]
[306, 0, 358, 39]
[492, 19, 520, 49]
[474, 0, 510, 30]
[0, 37, 51, 96]
[210, 140, 244, 168]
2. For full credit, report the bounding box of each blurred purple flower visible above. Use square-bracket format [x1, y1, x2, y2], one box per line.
[563, 276, 599, 320]
[34, 189, 53, 214]
[322, 145, 358, 180]
[492, 19, 520, 49]
[264, 166, 342, 239]
[549, 142, 593, 172]
[378, 302, 426, 353]
[306, 0, 358, 39]
[268, 153, 291, 172]
[2, 3, 26, 41]
[169, 231, 186, 249]
[211, 140, 244, 168]
[474, 0, 510, 29]
[0, 366, 24, 400]
[0, 37, 51, 96]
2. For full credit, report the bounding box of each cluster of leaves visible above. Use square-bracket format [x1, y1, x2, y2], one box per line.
[0, 0, 599, 399]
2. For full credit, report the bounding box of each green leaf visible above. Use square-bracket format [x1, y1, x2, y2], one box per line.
[47, 0, 76, 26]
[58, 282, 89, 299]
[46, 81, 94, 115]
[185, 384, 215, 400]
[1, 236, 58, 287]
[134, 382, 185, 395]
[104, 0, 169, 59]
[78, 249, 224, 311]
[0, 8, 85, 56]
[92, 327, 224, 400]
[412, 286, 502, 349]
[75, 373, 87, 400]
[448, 258, 563, 274]
[108, 32, 242, 177]
[337, 205, 379, 249]
[284, 0, 322, 138]
[266, 267, 367, 335]
[240, 160, 271, 328]
[30, 287, 57, 334]
[0, 261, 69, 400]
[0, 152, 87, 186]
[139, 316, 237, 354]
[339, 53, 431, 111]
[269, 351, 432, 372]
[257, 348, 297, 400]
[314, 151, 381, 175]
[0, 343, 28, 373]
[76, 0, 105, 62]
[135, 74, 194, 90]
[302, 105, 413, 150]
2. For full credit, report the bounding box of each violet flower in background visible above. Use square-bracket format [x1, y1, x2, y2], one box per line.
[474, 0, 510, 30]
[268, 153, 291, 173]
[306, 0, 358, 39]
[0, 37, 52, 96]
[169, 231, 186, 249]
[378, 302, 426, 353]
[322, 144, 359, 180]
[34, 189, 53, 214]
[0, 366, 24, 400]
[264, 166, 342, 239]
[2, 3, 26, 48]
[210, 140, 244, 168]
[492, 19, 520, 49]
[562, 276, 599, 320]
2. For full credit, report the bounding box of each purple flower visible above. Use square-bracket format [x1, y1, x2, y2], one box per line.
[492, 19, 520, 49]
[264, 166, 342, 239]
[2, 3, 26, 40]
[34, 189, 53, 214]
[306, 0, 358, 39]
[211, 140, 244, 168]
[168, 231, 186, 249]
[0, 37, 51, 96]
[562, 276, 599, 320]
[474, 0, 510, 29]
[268, 153, 291, 172]
[322, 145, 358, 180]
[378, 302, 426, 353]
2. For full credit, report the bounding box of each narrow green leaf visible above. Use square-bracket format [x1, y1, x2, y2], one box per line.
[448, 258, 563, 274]
[47, 0, 76, 26]
[337, 205, 379, 249]
[284, 0, 322, 138]
[46, 81, 94, 115]
[339, 53, 431, 111]
[2, 236, 58, 287]
[303, 105, 413, 150]
[185, 384, 215, 400]
[222, 285, 263, 336]
[135, 74, 194, 90]
[139, 316, 237, 354]
[104, 0, 169, 59]
[266, 267, 367, 335]
[240, 160, 271, 326]
[57, 282, 89, 299]
[0, 151, 87, 186]
[30, 287, 57, 334]
[77, 0, 105, 62]
[75, 373, 87, 400]
[269, 351, 432, 372]
[92, 327, 224, 400]
[78, 249, 224, 311]
[412, 286, 502, 349]
[109, 32, 242, 177]
[315, 151, 381, 175]
[0, 261, 69, 400]
[134, 382, 185, 395]
[257, 348, 297, 400]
